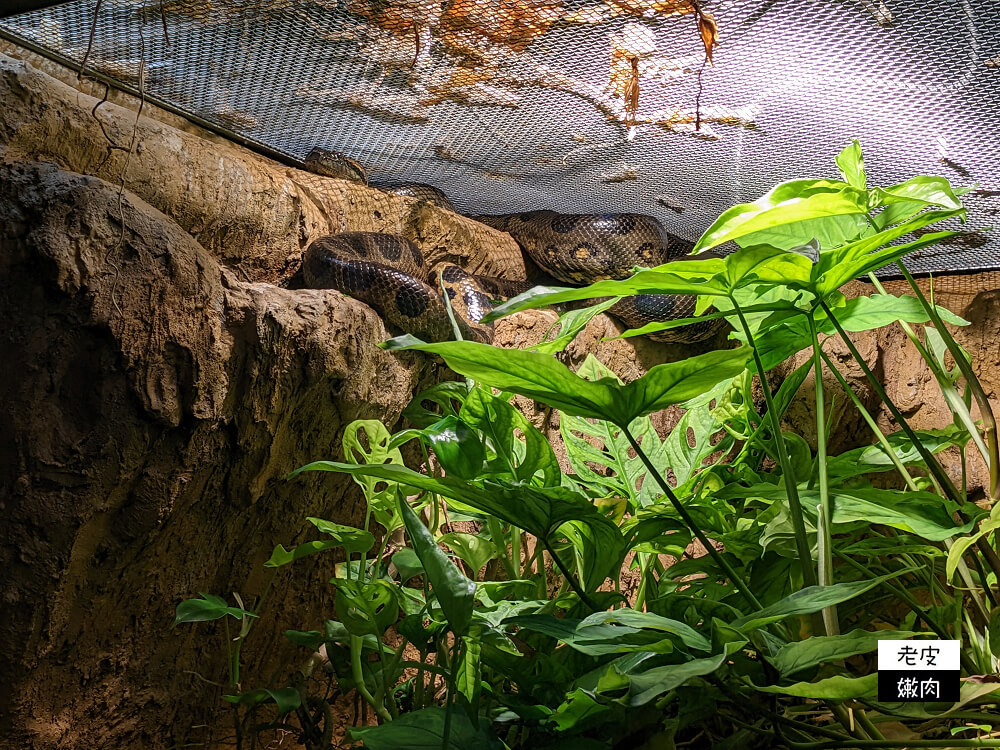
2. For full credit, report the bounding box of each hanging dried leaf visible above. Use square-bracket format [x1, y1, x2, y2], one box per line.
[624, 56, 640, 127]
[697, 9, 719, 65]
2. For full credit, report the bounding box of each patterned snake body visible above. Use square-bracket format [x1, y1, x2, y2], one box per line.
[301, 173, 717, 343]
[303, 232, 524, 343]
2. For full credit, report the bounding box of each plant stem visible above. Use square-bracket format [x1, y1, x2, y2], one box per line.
[621, 423, 762, 609]
[731, 297, 818, 589]
[541, 538, 602, 611]
[809, 315, 838, 636]
[866, 273, 990, 467]
[442, 638, 461, 750]
[821, 300, 963, 505]
[224, 618, 238, 688]
[897, 262, 1000, 503]
[835, 551, 979, 674]
[786, 740, 1000, 748]
[943, 537, 993, 623]
[350, 635, 392, 723]
[853, 710, 885, 742]
[374, 638, 407, 716]
[825, 347, 992, 620]
[511, 525, 522, 579]
[487, 516, 517, 581]
[415, 649, 426, 708]
[819, 350, 919, 491]
[420, 442, 441, 535]
[822, 300, 1000, 587]
[896, 264, 1000, 576]
[633, 552, 651, 611]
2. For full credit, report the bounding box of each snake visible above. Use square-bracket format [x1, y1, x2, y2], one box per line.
[299, 148, 718, 344]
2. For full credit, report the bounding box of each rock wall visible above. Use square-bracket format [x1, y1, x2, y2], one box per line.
[0, 158, 445, 748]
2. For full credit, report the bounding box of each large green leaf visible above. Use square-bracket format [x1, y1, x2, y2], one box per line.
[461, 386, 560, 485]
[423, 415, 486, 480]
[620, 640, 747, 706]
[736, 214, 870, 252]
[399, 498, 475, 636]
[558, 516, 629, 593]
[694, 179, 869, 252]
[772, 630, 920, 676]
[831, 489, 972, 541]
[382, 337, 749, 428]
[722, 243, 815, 287]
[440, 531, 496, 577]
[481, 261, 729, 322]
[332, 578, 400, 636]
[724, 483, 970, 542]
[457, 634, 483, 711]
[871, 175, 964, 211]
[505, 611, 696, 657]
[755, 673, 878, 700]
[337, 420, 406, 534]
[827, 426, 968, 480]
[558, 356, 667, 506]
[741, 292, 968, 375]
[946, 504, 1000, 584]
[550, 689, 616, 733]
[222, 687, 302, 717]
[662, 394, 730, 490]
[732, 573, 903, 632]
[835, 139, 866, 189]
[591, 609, 711, 651]
[530, 298, 619, 354]
[824, 294, 968, 332]
[348, 706, 502, 750]
[811, 209, 964, 295]
[401, 380, 469, 428]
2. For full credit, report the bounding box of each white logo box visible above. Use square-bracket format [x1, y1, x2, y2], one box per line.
[877, 640, 960, 671]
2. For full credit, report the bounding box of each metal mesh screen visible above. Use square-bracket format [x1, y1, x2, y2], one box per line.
[3, 0, 998, 275]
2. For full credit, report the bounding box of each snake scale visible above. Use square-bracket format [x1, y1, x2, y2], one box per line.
[300, 148, 718, 344]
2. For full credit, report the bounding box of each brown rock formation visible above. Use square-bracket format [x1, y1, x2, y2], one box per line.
[0, 159, 442, 749]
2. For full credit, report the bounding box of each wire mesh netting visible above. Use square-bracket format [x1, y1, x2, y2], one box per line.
[2, 0, 998, 275]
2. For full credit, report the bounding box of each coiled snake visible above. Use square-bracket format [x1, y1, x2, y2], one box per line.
[300, 149, 717, 344]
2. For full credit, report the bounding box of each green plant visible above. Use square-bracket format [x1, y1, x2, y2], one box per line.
[174, 142, 1000, 749]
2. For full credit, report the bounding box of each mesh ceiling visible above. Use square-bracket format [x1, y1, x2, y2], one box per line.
[3, 0, 999, 275]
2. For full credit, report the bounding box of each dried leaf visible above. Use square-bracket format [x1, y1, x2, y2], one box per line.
[697, 10, 719, 65]
[624, 57, 640, 127]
